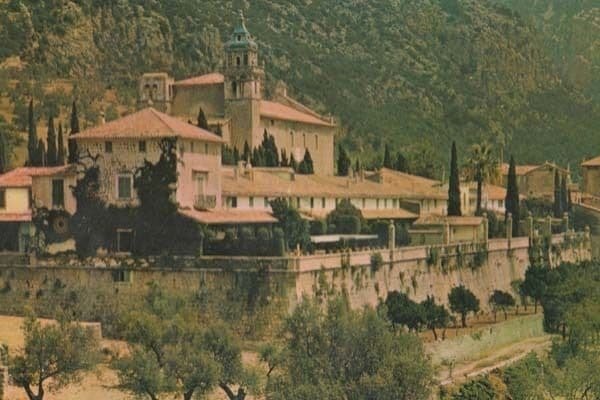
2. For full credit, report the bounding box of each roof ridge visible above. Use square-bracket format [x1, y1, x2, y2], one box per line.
[149, 108, 179, 135]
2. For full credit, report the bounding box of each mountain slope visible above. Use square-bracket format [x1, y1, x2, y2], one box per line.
[0, 0, 598, 174]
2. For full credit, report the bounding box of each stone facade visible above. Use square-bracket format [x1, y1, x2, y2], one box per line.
[138, 13, 337, 175]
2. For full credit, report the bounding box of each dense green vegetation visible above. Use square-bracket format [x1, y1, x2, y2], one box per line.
[0, 0, 598, 172]
[450, 260, 600, 399]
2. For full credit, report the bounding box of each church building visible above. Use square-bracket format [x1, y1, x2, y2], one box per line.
[138, 12, 337, 175]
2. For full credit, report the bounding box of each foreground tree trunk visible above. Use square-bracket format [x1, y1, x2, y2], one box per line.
[461, 313, 467, 328]
[431, 327, 438, 341]
[220, 383, 246, 400]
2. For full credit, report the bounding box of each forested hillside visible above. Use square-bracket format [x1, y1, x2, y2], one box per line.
[0, 0, 598, 173]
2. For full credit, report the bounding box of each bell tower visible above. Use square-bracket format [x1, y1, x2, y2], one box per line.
[224, 11, 265, 151]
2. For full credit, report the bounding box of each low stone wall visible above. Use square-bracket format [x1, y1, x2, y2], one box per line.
[0, 233, 591, 313]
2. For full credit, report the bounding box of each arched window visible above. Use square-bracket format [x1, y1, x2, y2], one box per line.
[237, 35, 242, 41]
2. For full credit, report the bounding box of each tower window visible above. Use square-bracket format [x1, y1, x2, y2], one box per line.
[236, 57, 241, 66]
[237, 35, 242, 41]
[244, 54, 248, 65]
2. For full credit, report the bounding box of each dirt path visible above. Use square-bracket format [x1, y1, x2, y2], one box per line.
[437, 335, 552, 386]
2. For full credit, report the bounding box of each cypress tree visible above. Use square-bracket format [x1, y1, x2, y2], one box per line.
[36, 139, 46, 167]
[560, 175, 568, 215]
[243, 141, 251, 162]
[46, 116, 57, 166]
[298, 149, 314, 174]
[505, 155, 520, 235]
[337, 144, 351, 176]
[280, 149, 289, 167]
[0, 132, 7, 173]
[395, 151, 408, 172]
[383, 144, 393, 169]
[447, 141, 462, 216]
[233, 147, 240, 164]
[553, 170, 562, 217]
[197, 107, 209, 130]
[68, 101, 80, 163]
[57, 122, 65, 165]
[27, 99, 37, 166]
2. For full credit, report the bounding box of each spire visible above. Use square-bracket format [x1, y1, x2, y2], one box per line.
[226, 9, 258, 52]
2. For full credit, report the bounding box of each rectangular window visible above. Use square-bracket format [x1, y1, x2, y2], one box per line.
[249, 197, 254, 208]
[228, 197, 238, 208]
[310, 197, 314, 209]
[393, 199, 398, 208]
[0, 189, 5, 209]
[113, 269, 133, 283]
[296, 197, 301, 208]
[138, 141, 147, 153]
[105, 141, 113, 153]
[362, 198, 366, 208]
[116, 229, 134, 254]
[205, 143, 209, 154]
[117, 175, 133, 199]
[376, 199, 380, 209]
[264, 197, 269, 208]
[190, 142, 195, 153]
[52, 179, 65, 208]
[322, 198, 326, 208]
[384, 199, 388, 208]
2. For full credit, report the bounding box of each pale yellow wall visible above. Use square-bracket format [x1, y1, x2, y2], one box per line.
[0, 187, 30, 214]
[583, 167, 600, 196]
[171, 84, 225, 121]
[32, 174, 77, 214]
[259, 117, 335, 175]
[78, 138, 222, 209]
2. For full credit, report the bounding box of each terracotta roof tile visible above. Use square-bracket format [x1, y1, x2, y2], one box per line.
[173, 73, 225, 86]
[260, 100, 334, 127]
[582, 156, 600, 167]
[221, 167, 447, 200]
[180, 209, 278, 225]
[0, 212, 32, 222]
[0, 166, 75, 188]
[71, 108, 224, 143]
[500, 162, 568, 176]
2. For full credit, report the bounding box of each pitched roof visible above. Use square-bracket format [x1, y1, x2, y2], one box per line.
[173, 73, 225, 87]
[582, 156, 600, 167]
[221, 167, 447, 200]
[0, 212, 32, 222]
[180, 209, 278, 225]
[71, 108, 224, 143]
[260, 100, 334, 127]
[500, 162, 568, 176]
[0, 165, 75, 188]
[413, 215, 484, 227]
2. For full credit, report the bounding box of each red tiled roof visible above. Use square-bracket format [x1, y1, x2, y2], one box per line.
[0, 165, 74, 188]
[500, 162, 568, 176]
[71, 108, 224, 143]
[260, 100, 334, 127]
[0, 212, 32, 222]
[173, 73, 225, 86]
[180, 209, 278, 225]
[582, 156, 600, 167]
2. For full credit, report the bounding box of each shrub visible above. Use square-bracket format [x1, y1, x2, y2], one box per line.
[370, 252, 384, 273]
[310, 219, 327, 235]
